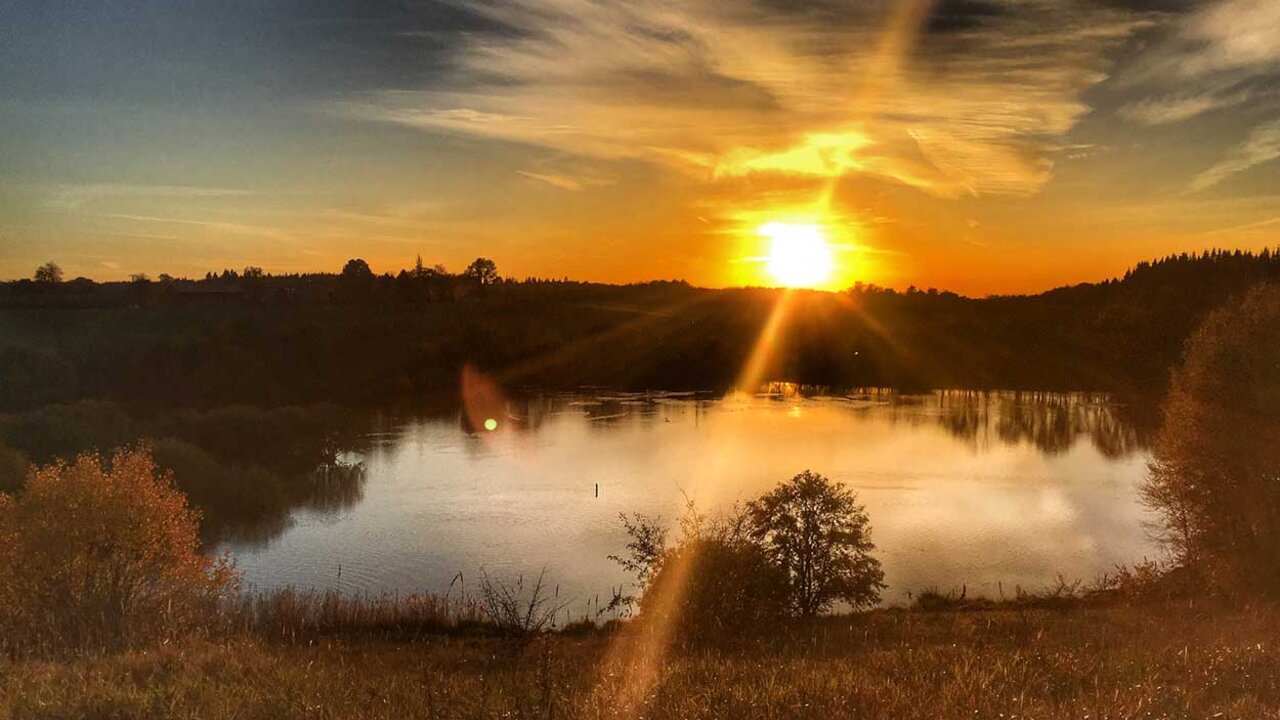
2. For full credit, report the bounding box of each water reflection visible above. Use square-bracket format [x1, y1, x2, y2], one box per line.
[220, 389, 1158, 605]
[298, 461, 368, 515]
[214, 460, 367, 549]
[505, 386, 1147, 459]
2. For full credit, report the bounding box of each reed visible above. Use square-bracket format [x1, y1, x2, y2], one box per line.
[223, 586, 489, 641]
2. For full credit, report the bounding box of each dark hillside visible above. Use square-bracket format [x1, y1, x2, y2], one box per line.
[1, 248, 1276, 413]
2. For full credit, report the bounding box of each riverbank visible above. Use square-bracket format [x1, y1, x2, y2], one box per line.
[4, 601, 1277, 719]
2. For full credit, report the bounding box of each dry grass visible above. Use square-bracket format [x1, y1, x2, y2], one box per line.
[223, 587, 488, 642]
[3, 601, 1279, 719]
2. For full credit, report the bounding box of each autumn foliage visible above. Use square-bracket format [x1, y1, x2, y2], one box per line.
[1145, 282, 1280, 596]
[0, 448, 236, 655]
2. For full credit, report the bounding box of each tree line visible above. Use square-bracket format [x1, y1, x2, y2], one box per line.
[2, 248, 1278, 417]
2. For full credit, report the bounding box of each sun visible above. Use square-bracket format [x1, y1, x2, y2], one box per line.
[759, 222, 834, 288]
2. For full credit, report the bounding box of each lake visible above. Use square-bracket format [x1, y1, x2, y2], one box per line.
[220, 388, 1160, 608]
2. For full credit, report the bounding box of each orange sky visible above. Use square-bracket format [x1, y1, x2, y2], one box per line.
[1, 0, 1277, 296]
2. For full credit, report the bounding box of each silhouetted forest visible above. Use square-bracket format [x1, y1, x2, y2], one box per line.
[3, 249, 1277, 416]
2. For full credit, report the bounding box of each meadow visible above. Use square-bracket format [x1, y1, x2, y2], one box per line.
[3, 259, 1280, 719]
[3, 600, 1277, 719]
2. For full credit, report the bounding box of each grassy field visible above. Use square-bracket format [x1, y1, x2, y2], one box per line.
[3, 601, 1278, 719]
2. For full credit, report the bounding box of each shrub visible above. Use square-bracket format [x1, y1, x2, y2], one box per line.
[150, 437, 291, 537]
[638, 537, 790, 646]
[0, 448, 237, 655]
[747, 470, 885, 615]
[166, 404, 350, 475]
[613, 473, 886, 635]
[1144, 283, 1280, 596]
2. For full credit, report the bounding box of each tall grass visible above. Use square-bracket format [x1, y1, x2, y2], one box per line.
[3, 602, 1278, 719]
[223, 587, 489, 641]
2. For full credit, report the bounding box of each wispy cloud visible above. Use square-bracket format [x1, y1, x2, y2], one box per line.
[46, 183, 251, 210]
[1188, 119, 1280, 193]
[516, 169, 614, 191]
[96, 212, 296, 242]
[340, 0, 1149, 199]
[1119, 0, 1280, 125]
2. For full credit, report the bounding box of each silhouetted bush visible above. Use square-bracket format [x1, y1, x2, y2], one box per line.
[1145, 282, 1280, 596]
[150, 438, 292, 538]
[166, 404, 349, 475]
[614, 473, 884, 639]
[0, 449, 237, 656]
[638, 537, 790, 646]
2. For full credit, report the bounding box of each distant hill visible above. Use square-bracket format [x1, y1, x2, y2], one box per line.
[1, 248, 1277, 417]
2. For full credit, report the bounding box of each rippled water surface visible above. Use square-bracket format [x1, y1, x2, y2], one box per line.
[221, 390, 1158, 606]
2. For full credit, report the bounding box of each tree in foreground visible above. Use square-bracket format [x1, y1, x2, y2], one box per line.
[0, 448, 236, 654]
[747, 470, 885, 615]
[1145, 282, 1280, 595]
[612, 472, 884, 641]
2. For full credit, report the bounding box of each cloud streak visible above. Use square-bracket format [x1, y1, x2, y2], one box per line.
[342, 0, 1151, 199]
[46, 183, 251, 210]
[1119, 0, 1280, 125]
[1188, 119, 1280, 193]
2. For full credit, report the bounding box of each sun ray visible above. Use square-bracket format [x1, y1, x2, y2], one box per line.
[586, 4, 939, 714]
[735, 289, 796, 394]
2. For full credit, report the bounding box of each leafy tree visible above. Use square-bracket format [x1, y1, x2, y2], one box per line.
[33, 262, 63, 284]
[1144, 282, 1280, 595]
[341, 258, 374, 281]
[747, 470, 884, 615]
[464, 257, 500, 285]
[0, 448, 236, 654]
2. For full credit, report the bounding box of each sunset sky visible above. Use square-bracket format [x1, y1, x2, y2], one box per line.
[2, 0, 1277, 294]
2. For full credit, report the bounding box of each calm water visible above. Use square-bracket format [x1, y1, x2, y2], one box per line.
[221, 389, 1159, 606]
